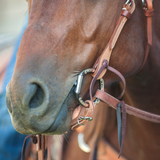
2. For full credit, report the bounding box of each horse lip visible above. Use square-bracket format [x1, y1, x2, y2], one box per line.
[41, 84, 80, 134]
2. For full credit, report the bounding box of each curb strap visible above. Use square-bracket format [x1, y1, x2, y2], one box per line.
[70, 100, 94, 130]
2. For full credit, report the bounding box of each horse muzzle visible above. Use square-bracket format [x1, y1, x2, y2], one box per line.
[5, 77, 69, 135]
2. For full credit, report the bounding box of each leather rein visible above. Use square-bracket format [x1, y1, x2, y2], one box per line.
[21, 0, 156, 159]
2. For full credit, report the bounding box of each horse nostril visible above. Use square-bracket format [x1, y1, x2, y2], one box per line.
[29, 83, 44, 108]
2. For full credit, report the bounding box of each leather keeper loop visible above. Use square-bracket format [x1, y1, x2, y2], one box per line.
[144, 9, 154, 17]
[121, 10, 131, 19]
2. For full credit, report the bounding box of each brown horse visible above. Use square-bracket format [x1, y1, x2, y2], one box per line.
[6, 0, 160, 159]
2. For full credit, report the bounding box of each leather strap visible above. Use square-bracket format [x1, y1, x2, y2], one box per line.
[138, 0, 154, 71]
[95, 89, 160, 123]
[144, 0, 154, 45]
[92, 0, 135, 79]
[37, 135, 48, 160]
[117, 101, 126, 158]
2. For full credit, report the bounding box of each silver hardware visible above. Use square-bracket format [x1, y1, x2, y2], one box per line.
[125, 0, 130, 5]
[75, 75, 83, 94]
[74, 68, 104, 107]
[142, 0, 144, 6]
[75, 68, 93, 95]
[122, 0, 133, 10]
[77, 116, 93, 126]
[125, 0, 133, 6]
[79, 116, 93, 121]
[142, 0, 153, 8]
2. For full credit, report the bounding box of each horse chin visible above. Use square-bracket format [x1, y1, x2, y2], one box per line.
[9, 102, 71, 135]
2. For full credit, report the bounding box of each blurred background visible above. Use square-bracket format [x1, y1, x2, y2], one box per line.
[0, 0, 28, 51]
[0, 1, 29, 160]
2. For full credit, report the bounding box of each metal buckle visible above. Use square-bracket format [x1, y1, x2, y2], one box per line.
[74, 68, 104, 107]
[142, 0, 146, 8]
[125, 0, 133, 6]
[77, 116, 93, 126]
[122, 0, 133, 10]
[142, 0, 153, 8]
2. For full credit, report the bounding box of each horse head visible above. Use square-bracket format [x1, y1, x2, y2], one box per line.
[6, 0, 146, 135]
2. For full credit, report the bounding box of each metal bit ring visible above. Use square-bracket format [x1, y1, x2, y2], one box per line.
[74, 68, 104, 107]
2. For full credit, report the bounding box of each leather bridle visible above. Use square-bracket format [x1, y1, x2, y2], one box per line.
[21, 0, 156, 159]
[71, 0, 156, 129]
[70, 0, 156, 158]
